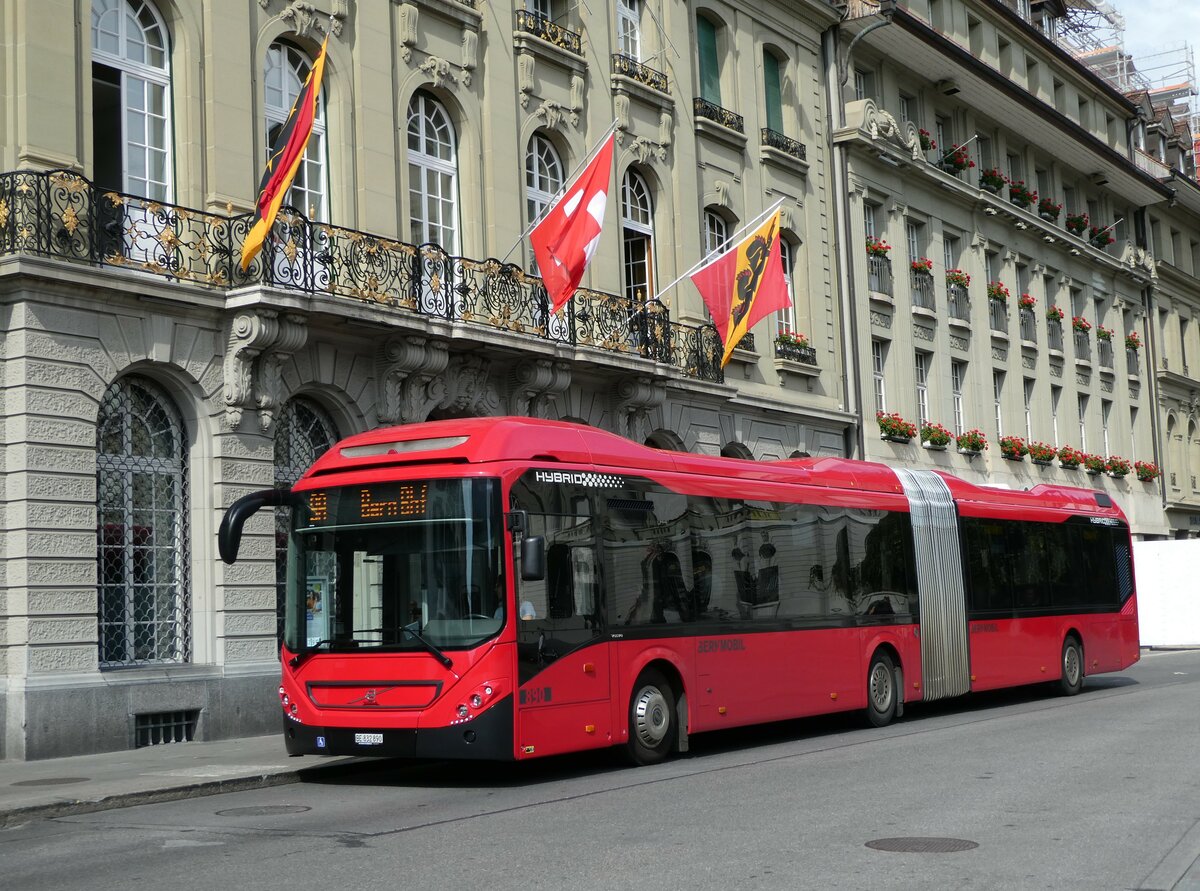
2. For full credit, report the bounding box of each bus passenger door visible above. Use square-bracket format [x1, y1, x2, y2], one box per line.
[513, 512, 611, 757]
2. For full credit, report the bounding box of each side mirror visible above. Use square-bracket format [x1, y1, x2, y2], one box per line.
[218, 488, 298, 564]
[521, 535, 546, 581]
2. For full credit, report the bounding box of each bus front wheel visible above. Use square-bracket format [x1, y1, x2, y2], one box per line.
[866, 651, 897, 727]
[1058, 636, 1084, 696]
[626, 668, 675, 765]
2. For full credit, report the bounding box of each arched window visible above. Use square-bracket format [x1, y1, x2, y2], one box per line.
[407, 91, 460, 253]
[264, 43, 328, 220]
[91, 0, 172, 200]
[621, 169, 654, 302]
[525, 133, 564, 226]
[274, 398, 339, 644]
[702, 209, 728, 259]
[96, 376, 189, 667]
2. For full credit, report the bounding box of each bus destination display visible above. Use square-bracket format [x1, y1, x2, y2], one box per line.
[304, 483, 428, 526]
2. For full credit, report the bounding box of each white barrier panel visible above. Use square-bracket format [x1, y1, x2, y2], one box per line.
[1133, 539, 1200, 647]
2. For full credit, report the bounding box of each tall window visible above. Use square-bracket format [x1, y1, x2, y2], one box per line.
[899, 93, 914, 125]
[697, 15, 720, 104]
[935, 116, 950, 154]
[525, 133, 563, 225]
[1130, 406, 1138, 457]
[617, 0, 641, 60]
[96, 376, 189, 667]
[985, 251, 1000, 283]
[775, 238, 796, 337]
[703, 209, 728, 259]
[915, 352, 930, 426]
[951, 360, 966, 435]
[993, 371, 1005, 438]
[1078, 393, 1089, 451]
[763, 51, 784, 134]
[1181, 318, 1190, 372]
[265, 43, 327, 220]
[943, 235, 959, 273]
[872, 339, 887, 414]
[274, 398, 339, 644]
[977, 133, 994, 170]
[407, 91, 459, 252]
[906, 221, 924, 265]
[91, 0, 172, 200]
[1051, 385, 1062, 445]
[622, 169, 654, 302]
[1101, 399, 1112, 455]
[864, 203, 877, 239]
[527, 0, 553, 17]
[1023, 378, 1035, 441]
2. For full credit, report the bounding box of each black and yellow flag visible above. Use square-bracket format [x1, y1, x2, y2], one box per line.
[240, 37, 329, 271]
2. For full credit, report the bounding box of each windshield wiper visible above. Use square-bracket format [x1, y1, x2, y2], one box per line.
[288, 638, 344, 668]
[401, 623, 454, 669]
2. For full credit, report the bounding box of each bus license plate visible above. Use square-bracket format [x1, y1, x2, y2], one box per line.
[354, 733, 383, 746]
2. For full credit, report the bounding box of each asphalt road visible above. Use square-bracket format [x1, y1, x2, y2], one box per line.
[3, 649, 1199, 891]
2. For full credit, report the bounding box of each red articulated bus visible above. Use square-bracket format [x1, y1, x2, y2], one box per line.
[219, 417, 1140, 765]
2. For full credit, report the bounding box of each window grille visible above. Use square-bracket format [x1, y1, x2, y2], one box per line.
[97, 376, 190, 667]
[135, 709, 199, 747]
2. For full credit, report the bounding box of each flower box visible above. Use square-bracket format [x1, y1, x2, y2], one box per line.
[945, 268, 971, 288]
[1107, 455, 1132, 478]
[1065, 212, 1089, 236]
[866, 236, 891, 257]
[1135, 460, 1160, 482]
[939, 144, 975, 174]
[1046, 306, 1065, 322]
[920, 422, 953, 449]
[999, 435, 1029, 460]
[877, 411, 917, 441]
[986, 281, 1010, 303]
[979, 167, 1006, 194]
[1058, 445, 1085, 469]
[1125, 332, 1142, 351]
[1038, 198, 1062, 221]
[1028, 441, 1058, 464]
[1008, 181, 1037, 209]
[956, 428, 988, 454]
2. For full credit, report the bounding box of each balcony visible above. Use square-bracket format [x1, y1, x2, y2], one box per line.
[694, 98, 744, 133]
[1074, 331, 1092, 363]
[947, 283, 970, 322]
[0, 168, 724, 382]
[1126, 347, 1140, 376]
[611, 54, 668, 93]
[774, 341, 818, 365]
[1048, 319, 1064, 353]
[988, 298, 1008, 334]
[867, 255, 893, 297]
[1097, 339, 1114, 369]
[1019, 308, 1037, 343]
[910, 269, 935, 311]
[760, 128, 807, 162]
[1134, 148, 1173, 180]
[514, 10, 582, 56]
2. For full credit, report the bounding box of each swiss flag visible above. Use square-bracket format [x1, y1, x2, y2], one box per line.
[530, 133, 615, 314]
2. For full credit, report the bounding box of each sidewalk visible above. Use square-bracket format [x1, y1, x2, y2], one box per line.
[0, 734, 366, 827]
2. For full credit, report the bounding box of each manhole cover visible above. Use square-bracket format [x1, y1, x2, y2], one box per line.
[866, 837, 979, 853]
[215, 805, 311, 817]
[11, 777, 89, 787]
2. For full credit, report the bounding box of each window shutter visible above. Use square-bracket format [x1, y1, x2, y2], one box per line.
[698, 17, 720, 104]
[764, 52, 783, 133]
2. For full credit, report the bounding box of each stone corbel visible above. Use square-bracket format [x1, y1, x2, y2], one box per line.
[659, 110, 673, 151]
[280, 1, 343, 39]
[461, 30, 478, 83]
[535, 100, 567, 133]
[377, 336, 449, 426]
[570, 75, 585, 125]
[256, 314, 308, 433]
[614, 95, 631, 134]
[398, 3, 418, 63]
[439, 354, 502, 418]
[419, 55, 454, 90]
[508, 359, 571, 418]
[225, 309, 304, 432]
[518, 54, 535, 109]
[630, 136, 667, 164]
[613, 376, 665, 444]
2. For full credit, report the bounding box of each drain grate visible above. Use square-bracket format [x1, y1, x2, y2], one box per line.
[866, 837, 979, 853]
[135, 709, 199, 748]
[11, 777, 89, 787]
[216, 805, 312, 817]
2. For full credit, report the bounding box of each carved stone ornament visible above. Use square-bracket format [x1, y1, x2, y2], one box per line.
[1119, 242, 1159, 280]
[843, 99, 923, 162]
[419, 55, 454, 89]
[439, 354, 502, 417]
[223, 309, 308, 431]
[518, 55, 535, 108]
[535, 100, 567, 132]
[398, 3, 418, 63]
[507, 359, 571, 418]
[613, 376, 665, 443]
[279, 1, 345, 39]
[376, 336, 450, 426]
[629, 136, 667, 164]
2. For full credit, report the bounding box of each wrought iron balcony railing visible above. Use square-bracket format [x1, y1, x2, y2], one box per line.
[1074, 330, 1091, 361]
[1019, 307, 1037, 342]
[947, 283, 970, 321]
[867, 255, 892, 296]
[910, 269, 935, 311]
[1048, 319, 1064, 352]
[514, 10, 582, 55]
[988, 297, 1008, 333]
[612, 54, 669, 93]
[0, 168, 724, 382]
[761, 129, 807, 161]
[774, 341, 818, 365]
[693, 98, 744, 133]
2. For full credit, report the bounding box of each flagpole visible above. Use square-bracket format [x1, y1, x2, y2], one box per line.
[936, 133, 978, 164]
[643, 197, 786, 307]
[500, 118, 620, 265]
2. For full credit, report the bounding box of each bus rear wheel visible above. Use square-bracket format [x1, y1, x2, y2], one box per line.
[626, 668, 675, 765]
[1058, 636, 1084, 696]
[866, 651, 897, 727]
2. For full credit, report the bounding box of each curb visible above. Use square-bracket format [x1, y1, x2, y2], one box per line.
[0, 757, 371, 828]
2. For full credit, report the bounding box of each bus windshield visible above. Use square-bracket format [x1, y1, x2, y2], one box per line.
[284, 477, 504, 654]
